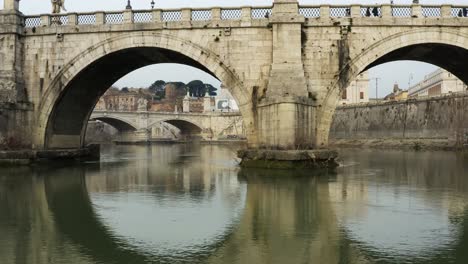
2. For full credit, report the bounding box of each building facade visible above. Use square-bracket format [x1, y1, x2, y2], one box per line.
[215, 87, 240, 112]
[408, 68, 468, 98]
[384, 84, 408, 101]
[94, 88, 150, 111]
[339, 72, 370, 105]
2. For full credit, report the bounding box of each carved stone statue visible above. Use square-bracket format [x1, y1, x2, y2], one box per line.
[51, 0, 67, 14]
[137, 97, 148, 111]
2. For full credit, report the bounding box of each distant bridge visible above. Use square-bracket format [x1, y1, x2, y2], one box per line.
[89, 110, 244, 142]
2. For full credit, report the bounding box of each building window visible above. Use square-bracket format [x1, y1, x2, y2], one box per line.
[360, 92, 364, 99]
[342, 89, 347, 100]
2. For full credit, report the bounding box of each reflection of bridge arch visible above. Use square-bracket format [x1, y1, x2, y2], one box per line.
[43, 163, 245, 264]
[38, 152, 468, 263]
[36, 32, 250, 149]
[89, 116, 138, 132]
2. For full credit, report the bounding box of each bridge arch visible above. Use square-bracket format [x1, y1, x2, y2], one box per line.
[150, 118, 205, 137]
[319, 28, 468, 146]
[89, 115, 138, 132]
[37, 32, 250, 149]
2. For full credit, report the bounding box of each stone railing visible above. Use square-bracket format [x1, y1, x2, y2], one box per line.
[22, 5, 468, 28]
[23, 6, 273, 28]
[299, 4, 468, 18]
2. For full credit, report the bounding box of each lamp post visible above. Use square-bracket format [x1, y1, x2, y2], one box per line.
[126, 0, 132, 10]
[370, 77, 381, 100]
[151, 0, 155, 9]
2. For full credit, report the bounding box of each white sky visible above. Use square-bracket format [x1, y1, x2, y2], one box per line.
[1, 0, 464, 97]
[5, 1, 464, 13]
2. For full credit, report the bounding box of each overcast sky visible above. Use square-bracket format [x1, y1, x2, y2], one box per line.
[2, 0, 464, 98]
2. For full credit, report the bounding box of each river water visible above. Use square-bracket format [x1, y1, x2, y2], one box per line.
[0, 144, 467, 264]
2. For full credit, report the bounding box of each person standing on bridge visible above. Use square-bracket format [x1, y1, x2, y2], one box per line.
[464, 8, 468, 17]
[366, 7, 371, 17]
[372, 7, 379, 17]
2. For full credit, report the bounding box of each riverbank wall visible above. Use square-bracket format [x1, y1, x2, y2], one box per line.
[330, 92, 468, 149]
[0, 145, 100, 166]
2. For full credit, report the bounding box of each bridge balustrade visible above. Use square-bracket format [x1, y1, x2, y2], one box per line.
[161, 10, 182, 22]
[220, 9, 242, 20]
[329, 6, 349, 18]
[133, 11, 152, 23]
[298, 7, 320, 18]
[421, 6, 442, 17]
[191, 9, 212, 21]
[77, 13, 96, 25]
[105, 13, 124, 24]
[21, 5, 468, 28]
[360, 6, 382, 17]
[452, 6, 468, 17]
[391, 6, 412, 17]
[251, 8, 272, 19]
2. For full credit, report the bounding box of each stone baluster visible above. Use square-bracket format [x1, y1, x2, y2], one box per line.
[350, 5, 360, 18]
[320, 5, 330, 18]
[95, 12, 105, 25]
[181, 8, 192, 21]
[212, 7, 221, 20]
[441, 5, 452, 18]
[241, 7, 252, 22]
[152, 9, 162, 22]
[381, 4, 392, 18]
[68, 13, 78, 25]
[40, 14, 51, 26]
[123, 9, 133, 24]
[412, 4, 422, 18]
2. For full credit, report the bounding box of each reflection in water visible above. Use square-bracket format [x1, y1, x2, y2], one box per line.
[86, 145, 246, 261]
[0, 146, 467, 264]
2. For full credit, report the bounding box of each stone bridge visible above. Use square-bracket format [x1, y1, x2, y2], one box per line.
[88, 110, 244, 142]
[1, 0, 468, 162]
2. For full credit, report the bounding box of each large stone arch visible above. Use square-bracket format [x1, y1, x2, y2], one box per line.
[317, 28, 468, 147]
[36, 32, 251, 149]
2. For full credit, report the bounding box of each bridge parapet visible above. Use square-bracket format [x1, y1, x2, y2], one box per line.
[23, 6, 273, 28]
[21, 4, 468, 29]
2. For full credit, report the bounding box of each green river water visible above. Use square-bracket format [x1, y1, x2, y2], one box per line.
[0, 144, 467, 264]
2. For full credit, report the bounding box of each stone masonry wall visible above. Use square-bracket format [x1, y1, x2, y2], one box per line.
[330, 93, 468, 146]
[0, 103, 33, 149]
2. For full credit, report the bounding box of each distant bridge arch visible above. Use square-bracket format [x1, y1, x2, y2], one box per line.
[151, 118, 204, 136]
[89, 116, 138, 132]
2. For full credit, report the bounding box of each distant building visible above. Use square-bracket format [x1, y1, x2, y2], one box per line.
[339, 72, 369, 105]
[215, 86, 239, 112]
[384, 83, 408, 101]
[408, 68, 467, 98]
[95, 83, 242, 113]
[95, 88, 150, 111]
[149, 83, 186, 112]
